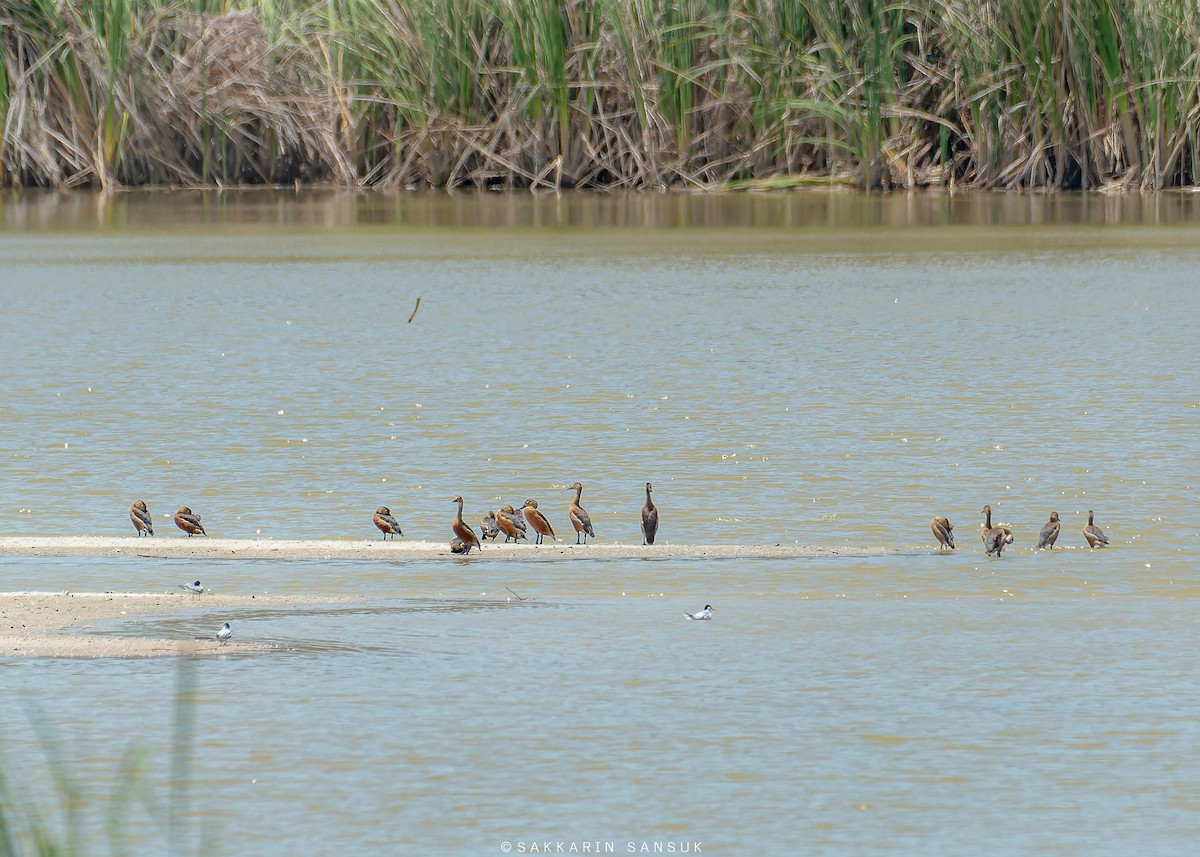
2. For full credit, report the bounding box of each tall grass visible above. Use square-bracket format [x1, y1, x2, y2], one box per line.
[4, 0, 1200, 189]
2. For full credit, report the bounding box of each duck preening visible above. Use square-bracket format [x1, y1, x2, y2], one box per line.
[1037, 512, 1061, 549]
[641, 482, 659, 545]
[130, 500, 154, 537]
[495, 504, 528, 543]
[931, 516, 954, 550]
[1083, 510, 1110, 548]
[373, 506, 403, 540]
[479, 511, 500, 541]
[568, 482, 595, 545]
[173, 505, 206, 537]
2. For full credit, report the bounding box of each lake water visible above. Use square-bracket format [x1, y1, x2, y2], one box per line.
[1, 190, 1199, 854]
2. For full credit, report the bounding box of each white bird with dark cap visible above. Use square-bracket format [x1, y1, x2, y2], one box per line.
[683, 604, 714, 621]
[180, 580, 204, 596]
[216, 622, 232, 644]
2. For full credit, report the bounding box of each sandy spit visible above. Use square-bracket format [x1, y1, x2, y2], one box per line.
[0, 590, 351, 659]
[0, 536, 901, 561]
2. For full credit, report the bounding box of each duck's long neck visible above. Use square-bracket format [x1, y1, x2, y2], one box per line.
[646, 488, 655, 510]
[984, 508, 992, 528]
[574, 485, 583, 504]
[1087, 511, 1094, 526]
[455, 499, 464, 525]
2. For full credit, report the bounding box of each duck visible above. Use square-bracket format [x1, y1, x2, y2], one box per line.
[930, 516, 955, 550]
[1083, 510, 1109, 548]
[373, 506, 403, 540]
[980, 505, 1006, 557]
[522, 499, 555, 545]
[479, 511, 500, 542]
[495, 504, 528, 543]
[568, 482, 595, 545]
[452, 496, 481, 554]
[1036, 512, 1061, 549]
[174, 505, 206, 537]
[683, 604, 714, 620]
[130, 500, 154, 537]
[641, 482, 659, 545]
[450, 537, 469, 554]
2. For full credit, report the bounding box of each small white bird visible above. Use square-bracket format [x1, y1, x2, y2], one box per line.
[216, 622, 232, 644]
[179, 580, 204, 596]
[683, 604, 714, 621]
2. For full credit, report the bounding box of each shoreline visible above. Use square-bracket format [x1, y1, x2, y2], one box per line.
[0, 590, 353, 659]
[0, 536, 904, 561]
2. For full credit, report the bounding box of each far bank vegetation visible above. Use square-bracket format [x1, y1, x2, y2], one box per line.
[3, 0, 1200, 190]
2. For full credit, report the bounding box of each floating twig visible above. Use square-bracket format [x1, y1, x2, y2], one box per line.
[506, 586, 530, 602]
[407, 296, 422, 323]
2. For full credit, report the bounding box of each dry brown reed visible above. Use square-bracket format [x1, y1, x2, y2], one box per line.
[3, 0, 1200, 190]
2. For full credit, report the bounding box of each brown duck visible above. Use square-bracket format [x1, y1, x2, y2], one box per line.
[930, 516, 954, 550]
[980, 505, 1006, 557]
[568, 482, 595, 545]
[495, 504, 528, 543]
[522, 499, 555, 545]
[373, 506, 403, 540]
[452, 496, 481, 554]
[641, 482, 659, 545]
[1036, 512, 1061, 549]
[130, 500, 154, 537]
[174, 505, 206, 537]
[1083, 510, 1109, 548]
[450, 537, 469, 554]
[480, 511, 500, 542]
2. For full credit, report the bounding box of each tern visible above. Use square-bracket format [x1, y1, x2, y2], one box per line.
[683, 604, 714, 621]
[216, 622, 232, 644]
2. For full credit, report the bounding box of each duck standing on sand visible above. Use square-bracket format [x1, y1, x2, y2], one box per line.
[174, 505, 207, 537]
[568, 482, 595, 545]
[1083, 510, 1110, 548]
[931, 516, 954, 550]
[452, 496, 481, 554]
[1037, 512, 1061, 549]
[130, 500, 154, 537]
[522, 499, 555, 545]
[496, 505, 528, 543]
[373, 506, 403, 540]
[641, 482, 659, 545]
[480, 511, 500, 542]
[981, 505, 1006, 557]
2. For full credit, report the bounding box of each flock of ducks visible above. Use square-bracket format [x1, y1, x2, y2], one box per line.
[127, 482, 662, 555]
[931, 506, 1111, 556]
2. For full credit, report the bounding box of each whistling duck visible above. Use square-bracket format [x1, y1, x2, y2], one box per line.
[452, 496, 481, 553]
[480, 511, 500, 541]
[641, 482, 659, 545]
[450, 537, 469, 554]
[522, 499, 555, 545]
[174, 505, 206, 537]
[981, 505, 1006, 557]
[373, 506, 403, 540]
[496, 504, 528, 542]
[1037, 512, 1061, 549]
[130, 500, 154, 537]
[931, 516, 954, 550]
[1083, 510, 1109, 548]
[568, 482, 595, 545]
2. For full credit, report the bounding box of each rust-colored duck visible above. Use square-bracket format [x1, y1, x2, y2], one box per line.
[174, 505, 206, 537]
[480, 511, 500, 542]
[130, 500, 154, 537]
[930, 516, 954, 550]
[495, 504, 528, 542]
[450, 537, 469, 554]
[522, 499, 555, 545]
[641, 482, 659, 545]
[980, 505, 1006, 557]
[373, 506, 403, 540]
[452, 496, 481, 554]
[1036, 512, 1061, 549]
[1083, 510, 1110, 548]
[568, 482, 595, 545]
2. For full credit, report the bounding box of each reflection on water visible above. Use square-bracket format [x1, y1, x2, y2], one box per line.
[1, 191, 1198, 854]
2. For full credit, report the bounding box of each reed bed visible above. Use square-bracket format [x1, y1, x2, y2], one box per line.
[3, 0, 1200, 190]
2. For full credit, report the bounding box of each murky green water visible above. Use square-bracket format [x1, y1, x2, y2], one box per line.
[1, 190, 1199, 854]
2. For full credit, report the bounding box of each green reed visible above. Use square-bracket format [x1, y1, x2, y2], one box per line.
[3, 0, 1200, 188]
